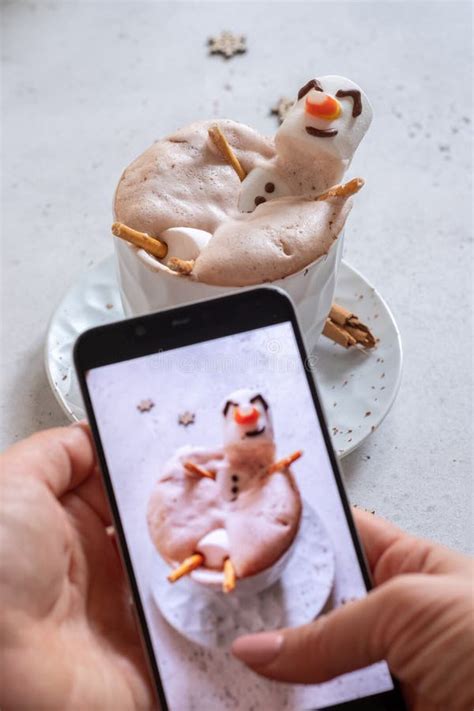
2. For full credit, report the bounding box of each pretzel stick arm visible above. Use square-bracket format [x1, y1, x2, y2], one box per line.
[167, 554, 204, 583]
[268, 450, 303, 474]
[316, 177, 364, 202]
[208, 124, 247, 181]
[184, 461, 216, 480]
[111, 222, 168, 259]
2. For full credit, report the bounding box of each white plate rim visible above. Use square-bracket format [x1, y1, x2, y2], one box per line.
[326, 261, 403, 457]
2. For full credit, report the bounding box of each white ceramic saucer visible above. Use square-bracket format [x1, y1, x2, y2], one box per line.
[44, 257, 402, 456]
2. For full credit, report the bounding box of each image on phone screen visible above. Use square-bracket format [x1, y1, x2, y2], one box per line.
[81, 309, 398, 710]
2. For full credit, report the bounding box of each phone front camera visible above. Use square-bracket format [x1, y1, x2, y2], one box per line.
[135, 324, 147, 337]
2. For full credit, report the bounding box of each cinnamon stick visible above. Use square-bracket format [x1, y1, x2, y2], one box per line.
[330, 304, 376, 348]
[208, 124, 247, 181]
[322, 319, 357, 348]
[322, 303, 376, 349]
[328, 303, 353, 326]
[112, 222, 168, 259]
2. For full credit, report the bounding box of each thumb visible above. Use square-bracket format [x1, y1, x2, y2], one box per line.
[1, 423, 96, 498]
[232, 572, 474, 709]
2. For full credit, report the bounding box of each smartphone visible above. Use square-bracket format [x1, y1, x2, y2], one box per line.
[74, 287, 406, 711]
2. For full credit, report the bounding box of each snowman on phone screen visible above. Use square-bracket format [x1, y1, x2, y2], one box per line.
[147, 388, 303, 592]
[238, 75, 373, 213]
[193, 389, 276, 569]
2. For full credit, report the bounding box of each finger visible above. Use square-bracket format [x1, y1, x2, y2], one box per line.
[233, 573, 423, 684]
[352, 508, 468, 582]
[352, 508, 403, 575]
[232, 586, 388, 683]
[66, 424, 112, 526]
[233, 571, 474, 690]
[0, 424, 95, 499]
[66, 463, 112, 526]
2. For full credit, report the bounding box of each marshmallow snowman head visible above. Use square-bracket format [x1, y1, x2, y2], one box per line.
[275, 75, 373, 165]
[222, 388, 275, 465]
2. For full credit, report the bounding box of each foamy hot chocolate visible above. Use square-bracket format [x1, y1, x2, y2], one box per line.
[147, 389, 302, 593]
[113, 75, 372, 287]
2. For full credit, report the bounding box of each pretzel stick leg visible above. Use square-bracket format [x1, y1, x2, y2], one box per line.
[208, 124, 247, 181]
[184, 461, 216, 480]
[268, 450, 303, 474]
[316, 177, 365, 202]
[168, 257, 195, 275]
[167, 554, 204, 583]
[111, 222, 168, 259]
[223, 558, 236, 593]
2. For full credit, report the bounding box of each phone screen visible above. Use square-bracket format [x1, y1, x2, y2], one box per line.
[84, 319, 395, 710]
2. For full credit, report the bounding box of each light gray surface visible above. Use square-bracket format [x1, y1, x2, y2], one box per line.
[1, 1, 472, 557]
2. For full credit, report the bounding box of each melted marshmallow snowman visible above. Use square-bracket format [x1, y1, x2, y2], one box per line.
[222, 389, 275, 449]
[220, 388, 275, 491]
[238, 75, 373, 213]
[196, 388, 276, 569]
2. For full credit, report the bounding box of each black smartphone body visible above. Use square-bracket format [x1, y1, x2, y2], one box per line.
[74, 287, 406, 711]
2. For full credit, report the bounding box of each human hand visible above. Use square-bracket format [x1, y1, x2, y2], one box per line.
[232, 508, 474, 710]
[0, 425, 152, 710]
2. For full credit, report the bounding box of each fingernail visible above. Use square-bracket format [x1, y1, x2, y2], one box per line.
[231, 632, 284, 666]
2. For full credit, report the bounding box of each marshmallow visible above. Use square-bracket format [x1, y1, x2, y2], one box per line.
[195, 528, 230, 569]
[221, 388, 275, 467]
[194, 194, 353, 286]
[276, 75, 373, 166]
[159, 227, 212, 265]
[222, 389, 274, 450]
[236, 76, 372, 213]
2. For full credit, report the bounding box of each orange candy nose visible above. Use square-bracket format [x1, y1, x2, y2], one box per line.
[305, 92, 341, 121]
[234, 406, 259, 425]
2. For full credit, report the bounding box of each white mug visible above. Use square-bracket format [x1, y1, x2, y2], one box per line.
[114, 234, 344, 351]
[187, 530, 298, 597]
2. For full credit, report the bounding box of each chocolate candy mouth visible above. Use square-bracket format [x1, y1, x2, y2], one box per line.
[305, 126, 338, 138]
[245, 426, 266, 438]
